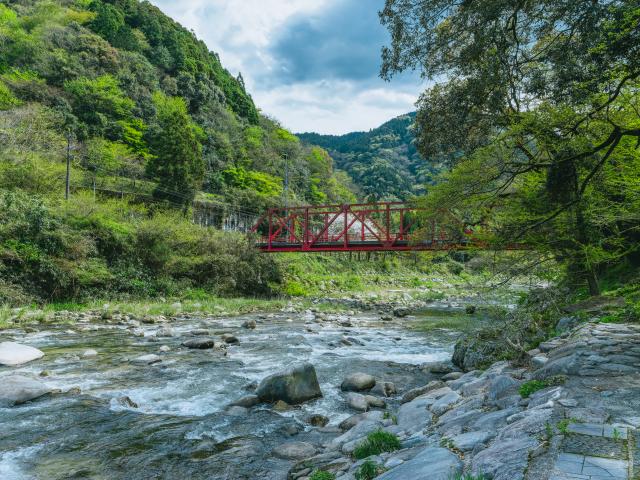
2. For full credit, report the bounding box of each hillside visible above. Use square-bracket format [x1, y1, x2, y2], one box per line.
[0, 0, 359, 305]
[298, 112, 441, 201]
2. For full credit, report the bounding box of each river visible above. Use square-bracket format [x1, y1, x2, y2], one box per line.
[0, 308, 475, 479]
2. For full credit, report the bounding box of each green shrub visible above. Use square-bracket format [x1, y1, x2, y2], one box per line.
[519, 376, 566, 398]
[519, 380, 549, 398]
[355, 460, 384, 480]
[353, 430, 401, 459]
[309, 471, 335, 480]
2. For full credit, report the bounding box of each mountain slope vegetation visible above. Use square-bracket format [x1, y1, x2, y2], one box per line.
[299, 112, 440, 201]
[0, 0, 358, 305]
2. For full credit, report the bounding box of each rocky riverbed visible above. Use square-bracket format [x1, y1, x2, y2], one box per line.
[0, 306, 467, 479]
[1, 305, 638, 480]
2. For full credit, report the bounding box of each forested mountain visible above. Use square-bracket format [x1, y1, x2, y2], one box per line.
[0, 0, 358, 304]
[298, 113, 440, 201]
[0, 0, 356, 212]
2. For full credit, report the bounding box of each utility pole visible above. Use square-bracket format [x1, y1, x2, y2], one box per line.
[65, 132, 72, 200]
[283, 153, 289, 208]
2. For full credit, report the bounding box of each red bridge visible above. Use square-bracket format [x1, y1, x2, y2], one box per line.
[251, 202, 488, 253]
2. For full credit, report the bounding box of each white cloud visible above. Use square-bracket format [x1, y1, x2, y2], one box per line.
[149, 0, 424, 134]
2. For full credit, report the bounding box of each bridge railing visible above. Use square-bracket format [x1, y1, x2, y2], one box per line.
[250, 201, 472, 252]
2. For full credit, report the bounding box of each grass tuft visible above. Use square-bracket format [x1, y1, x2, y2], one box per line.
[352, 430, 401, 460]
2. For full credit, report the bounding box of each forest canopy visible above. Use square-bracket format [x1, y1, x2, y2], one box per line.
[381, 0, 640, 295]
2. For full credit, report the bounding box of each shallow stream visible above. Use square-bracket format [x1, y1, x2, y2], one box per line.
[0, 309, 473, 479]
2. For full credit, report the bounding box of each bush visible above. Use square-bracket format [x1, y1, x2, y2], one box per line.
[309, 471, 335, 480]
[519, 376, 566, 398]
[355, 460, 384, 480]
[352, 430, 401, 459]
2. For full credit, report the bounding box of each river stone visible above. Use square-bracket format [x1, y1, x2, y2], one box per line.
[346, 392, 369, 411]
[364, 395, 386, 408]
[131, 354, 161, 365]
[156, 327, 174, 337]
[273, 400, 293, 412]
[341, 373, 376, 392]
[0, 375, 51, 406]
[306, 414, 329, 427]
[222, 334, 239, 344]
[230, 395, 260, 408]
[422, 361, 457, 374]
[82, 349, 98, 358]
[442, 371, 464, 381]
[0, 342, 45, 366]
[272, 441, 316, 460]
[370, 381, 396, 397]
[376, 447, 462, 479]
[182, 338, 215, 349]
[242, 319, 257, 329]
[255, 362, 322, 405]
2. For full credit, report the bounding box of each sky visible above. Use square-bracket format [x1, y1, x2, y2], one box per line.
[149, 0, 426, 135]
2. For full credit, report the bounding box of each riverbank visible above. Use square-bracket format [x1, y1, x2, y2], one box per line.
[285, 319, 640, 480]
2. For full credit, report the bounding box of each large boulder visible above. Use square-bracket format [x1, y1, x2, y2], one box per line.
[0, 376, 51, 406]
[341, 373, 376, 392]
[377, 447, 462, 479]
[255, 362, 322, 405]
[0, 342, 45, 366]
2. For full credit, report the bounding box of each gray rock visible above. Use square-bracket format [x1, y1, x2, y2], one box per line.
[306, 414, 329, 427]
[471, 437, 538, 480]
[401, 380, 445, 404]
[182, 338, 215, 349]
[397, 397, 434, 433]
[470, 407, 521, 432]
[155, 327, 174, 337]
[430, 391, 461, 415]
[531, 355, 548, 368]
[450, 431, 494, 452]
[0, 342, 45, 366]
[422, 361, 456, 374]
[346, 392, 369, 411]
[222, 334, 239, 344]
[487, 375, 520, 402]
[255, 362, 322, 405]
[226, 406, 248, 416]
[230, 395, 260, 408]
[364, 395, 386, 408]
[242, 319, 257, 329]
[82, 349, 98, 358]
[442, 372, 463, 381]
[338, 411, 385, 431]
[189, 329, 210, 336]
[0, 376, 51, 406]
[370, 381, 396, 397]
[272, 441, 316, 460]
[341, 373, 376, 392]
[131, 354, 161, 365]
[376, 447, 462, 480]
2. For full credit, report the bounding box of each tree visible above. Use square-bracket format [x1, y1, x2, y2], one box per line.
[380, 0, 640, 294]
[147, 92, 204, 208]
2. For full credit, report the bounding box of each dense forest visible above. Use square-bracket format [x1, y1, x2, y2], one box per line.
[299, 113, 442, 201]
[0, 0, 358, 305]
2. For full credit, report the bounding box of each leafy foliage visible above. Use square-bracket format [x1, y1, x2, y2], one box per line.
[381, 0, 640, 295]
[352, 430, 401, 459]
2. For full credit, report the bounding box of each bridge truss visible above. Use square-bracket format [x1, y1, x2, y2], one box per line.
[251, 202, 482, 253]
